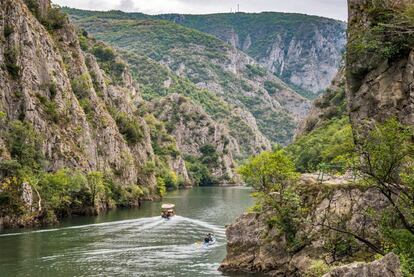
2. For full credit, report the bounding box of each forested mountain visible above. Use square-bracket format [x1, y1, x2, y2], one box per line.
[158, 12, 347, 98]
[64, 8, 312, 146]
[64, 9, 346, 98]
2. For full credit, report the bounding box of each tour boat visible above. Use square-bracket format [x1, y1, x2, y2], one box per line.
[161, 203, 175, 219]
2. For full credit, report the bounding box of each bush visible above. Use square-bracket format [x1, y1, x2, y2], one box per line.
[305, 260, 332, 277]
[162, 170, 179, 190]
[71, 74, 92, 99]
[115, 112, 144, 145]
[4, 48, 20, 79]
[36, 94, 59, 123]
[92, 45, 116, 62]
[0, 177, 25, 217]
[185, 155, 217, 186]
[286, 117, 355, 173]
[0, 159, 22, 178]
[199, 144, 219, 165]
[156, 177, 166, 197]
[24, 0, 41, 18]
[4, 25, 13, 37]
[264, 80, 283, 95]
[5, 120, 44, 171]
[40, 5, 67, 31]
[246, 64, 267, 78]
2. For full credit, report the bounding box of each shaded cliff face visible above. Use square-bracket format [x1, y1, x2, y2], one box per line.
[158, 12, 346, 98]
[346, 0, 414, 138]
[65, 8, 311, 146]
[296, 67, 347, 137]
[0, 0, 157, 193]
[149, 94, 240, 185]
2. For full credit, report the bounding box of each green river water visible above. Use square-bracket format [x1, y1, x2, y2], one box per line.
[0, 187, 255, 277]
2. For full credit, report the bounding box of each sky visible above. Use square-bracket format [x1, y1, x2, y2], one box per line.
[53, 0, 348, 21]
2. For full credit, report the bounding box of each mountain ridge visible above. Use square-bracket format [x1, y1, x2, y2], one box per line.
[63, 7, 346, 98]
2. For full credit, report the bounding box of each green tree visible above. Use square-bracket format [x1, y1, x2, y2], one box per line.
[239, 150, 302, 249]
[238, 150, 298, 193]
[357, 118, 414, 274]
[86, 172, 107, 207]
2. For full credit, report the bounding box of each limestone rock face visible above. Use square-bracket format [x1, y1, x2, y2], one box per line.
[323, 253, 403, 277]
[296, 67, 347, 137]
[346, 0, 414, 137]
[0, 0, 157, 192]
[258, 28, 345, 95]
[219, 181, 389, 276]
[158, 13, 346, 97]
[150, 94, 241, 185]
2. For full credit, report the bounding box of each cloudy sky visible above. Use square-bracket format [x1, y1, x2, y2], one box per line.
[53, 0, 348, 21]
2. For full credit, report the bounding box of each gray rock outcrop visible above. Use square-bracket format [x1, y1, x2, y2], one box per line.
[323, 253, 402, 277]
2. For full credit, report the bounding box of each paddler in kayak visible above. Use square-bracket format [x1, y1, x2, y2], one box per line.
[204, 233, 214, 244]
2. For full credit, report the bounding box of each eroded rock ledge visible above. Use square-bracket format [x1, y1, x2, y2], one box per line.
[219, 180, 394, 276]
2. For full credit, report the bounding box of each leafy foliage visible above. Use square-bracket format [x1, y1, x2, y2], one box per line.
[356, 118, 414, 274]
[114, 112, 144, 145]
[4, 48, 20, 79]
[348, 1, 414, 78]
[286, 117, 355, 172]
[3, 120, 44, 173]
[239, 150, 303, 249]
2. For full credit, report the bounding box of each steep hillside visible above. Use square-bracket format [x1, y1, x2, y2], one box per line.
[64, 8, 311, 146]
[0, 0, 186, 227]
[119, 50, 271, 157]
[149, 94, 240, 185]
[158, 12, 346, 98]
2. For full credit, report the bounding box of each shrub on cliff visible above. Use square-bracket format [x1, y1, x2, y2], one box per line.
[348, 0, 414, 81]
[115, 112, 144, 145]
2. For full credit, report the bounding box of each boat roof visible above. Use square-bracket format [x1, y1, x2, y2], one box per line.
[161, 204, 175, 209]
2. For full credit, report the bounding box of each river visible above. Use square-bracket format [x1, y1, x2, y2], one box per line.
[0, 187, 254, 277]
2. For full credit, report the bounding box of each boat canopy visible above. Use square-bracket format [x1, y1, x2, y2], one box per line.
[161, 204, 175, 210]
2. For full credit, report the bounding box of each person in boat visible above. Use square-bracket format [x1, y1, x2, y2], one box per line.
[161, 204, 175, 218]
[204, 233, 213, 243]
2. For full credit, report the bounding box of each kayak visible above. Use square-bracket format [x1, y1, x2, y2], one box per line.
[203, 237, 216, 246]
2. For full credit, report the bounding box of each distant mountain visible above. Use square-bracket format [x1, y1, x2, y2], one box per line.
[66, 9, 346, 98]
[157, 12, 347, 98]
[65, 8, 311, 146]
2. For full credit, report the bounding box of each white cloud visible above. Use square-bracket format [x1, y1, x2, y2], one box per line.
[53, 0, 347, 21]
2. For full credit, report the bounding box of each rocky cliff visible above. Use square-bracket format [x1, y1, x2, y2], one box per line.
[346, 0, 414, 138]
[158, 12, 346, 98]
[220, 177, 391, 276]
[0, 0, 155, 189]
[322, 253, 402, 277]
[149, 94, 240, 185]
[296, 67, 347, 137]
[65, 8, 311, 146]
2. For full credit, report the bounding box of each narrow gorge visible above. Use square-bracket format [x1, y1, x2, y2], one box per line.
[0, 0, 412, 276]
